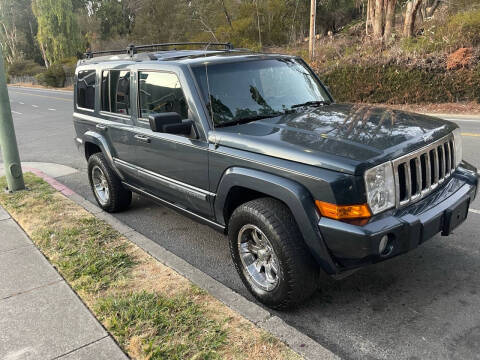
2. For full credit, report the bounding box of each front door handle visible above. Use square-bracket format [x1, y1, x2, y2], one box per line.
[134, 134, 151, 143]
[96, 124, 107, 131]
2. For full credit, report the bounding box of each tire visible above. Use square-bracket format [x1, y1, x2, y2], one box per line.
[228, 197, 319, 310]
[87, 153, 132, 212]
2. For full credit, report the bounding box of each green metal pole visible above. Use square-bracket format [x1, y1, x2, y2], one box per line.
[0, 47, 24, 191]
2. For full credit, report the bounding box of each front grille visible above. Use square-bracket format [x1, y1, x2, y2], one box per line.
[393, 134, 456, 207]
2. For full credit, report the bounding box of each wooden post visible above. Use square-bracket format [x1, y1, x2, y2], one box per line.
[309, 0, 316, 61]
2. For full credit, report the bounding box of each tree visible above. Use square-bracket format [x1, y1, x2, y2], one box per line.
[383, 0, 397, 42]
[403, 0, 422, 38]
[366, 0, 397, 42]
[32, 0, 84, 67]
[0, 0, 41, 64]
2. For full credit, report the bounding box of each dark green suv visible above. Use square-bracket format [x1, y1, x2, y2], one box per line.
[73, 43, 478, 309]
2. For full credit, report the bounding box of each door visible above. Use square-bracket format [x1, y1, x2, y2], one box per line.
[98, 69, 138, 184]
[132, 70, 212, 217]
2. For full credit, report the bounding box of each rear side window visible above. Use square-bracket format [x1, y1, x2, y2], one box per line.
[138, 71, 188, 119]
[101, 70, 131, 115]
[77, 70, 96, 110]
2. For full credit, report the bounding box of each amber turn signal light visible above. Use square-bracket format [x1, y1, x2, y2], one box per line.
[315, 200, 372, 221]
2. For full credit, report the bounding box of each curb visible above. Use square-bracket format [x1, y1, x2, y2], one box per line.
[7, 85, 73, 94]
[22, 166, 340, 360]
[423, 113, 480, 120]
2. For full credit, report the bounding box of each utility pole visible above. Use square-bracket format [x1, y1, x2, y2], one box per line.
[309, 0, 316, 61]
[0, 47, 25, 192]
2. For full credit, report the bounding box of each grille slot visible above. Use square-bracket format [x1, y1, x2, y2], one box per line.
[393, 134, 456, 207]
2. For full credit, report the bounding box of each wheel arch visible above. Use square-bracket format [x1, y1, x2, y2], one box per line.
[214, 167, 337, 274]
[83, 131, 123, 180]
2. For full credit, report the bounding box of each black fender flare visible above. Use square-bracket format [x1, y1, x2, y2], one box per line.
[214, 167, 337, 274]
[83, 131, 124, 180]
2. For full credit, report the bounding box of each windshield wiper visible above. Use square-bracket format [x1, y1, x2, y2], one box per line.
[215, 113, 283, 128]
[290, 100, 330, 109]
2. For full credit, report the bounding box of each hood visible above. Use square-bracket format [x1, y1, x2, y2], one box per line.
[211, 103, 457, 175]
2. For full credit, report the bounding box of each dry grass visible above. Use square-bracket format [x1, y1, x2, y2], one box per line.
[0, 173, 301, 360]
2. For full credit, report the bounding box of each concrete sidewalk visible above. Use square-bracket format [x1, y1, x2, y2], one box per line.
[0, 206, 127, 360]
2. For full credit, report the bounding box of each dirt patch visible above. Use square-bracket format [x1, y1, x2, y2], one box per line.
[447, 48, 475, 70]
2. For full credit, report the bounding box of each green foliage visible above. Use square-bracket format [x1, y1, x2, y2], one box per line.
[35, 63, 66, 87]
[401, 8, 480, 54]
[320, 64, 480, 104]
[95, 291, 227, 360]
[32, 0, 84, 65]
[7, 60, 45, 77]
[447, 8, 480, 47]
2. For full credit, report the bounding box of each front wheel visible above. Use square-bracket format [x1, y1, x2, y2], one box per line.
[87, 153, 132, 212]
[228, 198, 319, 310]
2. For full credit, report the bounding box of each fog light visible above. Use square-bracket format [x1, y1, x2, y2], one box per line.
[379, 235, 388, 254]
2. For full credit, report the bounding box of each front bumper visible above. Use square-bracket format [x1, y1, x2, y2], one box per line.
[319, 163, 479, 271]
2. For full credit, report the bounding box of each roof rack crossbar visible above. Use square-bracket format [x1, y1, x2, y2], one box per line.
[83, 42, 234, 59]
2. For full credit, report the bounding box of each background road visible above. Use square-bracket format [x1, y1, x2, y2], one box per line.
[4, 86, 480, 359]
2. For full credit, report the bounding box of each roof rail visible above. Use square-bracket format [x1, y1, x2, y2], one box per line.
[84, 42, 234, 59]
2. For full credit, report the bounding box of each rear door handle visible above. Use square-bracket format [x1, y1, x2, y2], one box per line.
[134, 134, 151, 143]
[96, 124, 107, 131]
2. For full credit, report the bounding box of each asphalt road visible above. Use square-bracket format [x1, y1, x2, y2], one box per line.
[4, 86, 480, 359]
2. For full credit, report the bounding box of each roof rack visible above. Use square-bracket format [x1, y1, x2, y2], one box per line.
[84, 42, 234, 59]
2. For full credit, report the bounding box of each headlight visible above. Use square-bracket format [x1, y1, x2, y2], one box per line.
[364, 162, 396, 215]
[453, 128, 463, 168]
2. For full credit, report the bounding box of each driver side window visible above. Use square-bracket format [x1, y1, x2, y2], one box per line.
[138, 71, 188, 120]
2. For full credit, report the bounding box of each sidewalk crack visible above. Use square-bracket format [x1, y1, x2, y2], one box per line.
[49, 335, 111, 360]
[0, 279, 63, 301]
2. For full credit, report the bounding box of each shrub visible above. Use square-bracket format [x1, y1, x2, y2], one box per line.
[319, 64, 480, 104]
[35, 63, 66, 87]
[447, 8, 480, 47]
[7, 59, 45, 77]
[60, 56, 78, 78]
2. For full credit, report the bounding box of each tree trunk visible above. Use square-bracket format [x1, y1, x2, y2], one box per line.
[426, 0, 440, 17]
[383, 0, 397, 42]
[39, 41, 49, 68]
[255, 0, 262, 47]
[373, 0, 384, 39]
[366, 0, 373, 35]
[220, 0, 232, 29]
[403, 0, 422, 38]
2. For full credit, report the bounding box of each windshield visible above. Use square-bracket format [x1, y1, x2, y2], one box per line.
[192, 58, 330, 127]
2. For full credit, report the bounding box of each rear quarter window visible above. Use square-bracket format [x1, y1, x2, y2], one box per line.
[77, 70, 96, 110]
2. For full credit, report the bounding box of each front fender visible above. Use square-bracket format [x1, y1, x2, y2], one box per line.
[214, 167, 338, 274]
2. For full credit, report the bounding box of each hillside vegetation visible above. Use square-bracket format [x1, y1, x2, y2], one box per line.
[1, 0, 479, 105]
[306, 5, 480, 104]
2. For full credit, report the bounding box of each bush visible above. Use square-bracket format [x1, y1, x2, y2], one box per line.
[35, 63, 66, 87]
[319, 64, 480, 104]
[60, 56, 78, 78]
[7, 59, 45, 77]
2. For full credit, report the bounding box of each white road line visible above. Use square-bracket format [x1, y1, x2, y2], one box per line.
[469, 209, 480, 215]
[11, 111, 22, 115]
[32, 105, 38, 108]
[18, 101, 24, 105]
[48, 108, 56, 111]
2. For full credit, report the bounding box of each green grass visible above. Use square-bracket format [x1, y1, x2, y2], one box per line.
[34, 218, 136, 293]
[96, 291, 227, 359]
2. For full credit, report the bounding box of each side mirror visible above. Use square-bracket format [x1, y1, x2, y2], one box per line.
[148, 112, 194, 136]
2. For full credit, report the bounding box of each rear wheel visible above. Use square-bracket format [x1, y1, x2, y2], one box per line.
[228, 198, 319, 310]
[87, 153, 132, 212]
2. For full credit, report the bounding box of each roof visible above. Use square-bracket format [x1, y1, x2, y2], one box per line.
[77, 42, 295, 67]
